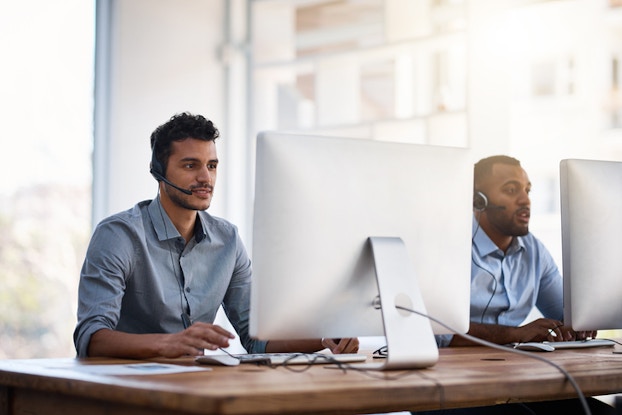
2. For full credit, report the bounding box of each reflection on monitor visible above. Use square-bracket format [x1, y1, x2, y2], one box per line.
[250, 132, 473, 369]
[560, 159, 622, 332]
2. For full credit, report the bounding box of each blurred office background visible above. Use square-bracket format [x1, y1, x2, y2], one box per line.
[1, 0, 622, 358]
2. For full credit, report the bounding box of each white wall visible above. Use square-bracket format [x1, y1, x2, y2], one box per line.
[470, 0, 622, 268]
[95, 0, 252, 352]
[98, 0, 622, 260]
[94, 0, 231, 224]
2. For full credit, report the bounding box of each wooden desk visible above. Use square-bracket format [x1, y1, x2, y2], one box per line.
[1, 345, 622, 415]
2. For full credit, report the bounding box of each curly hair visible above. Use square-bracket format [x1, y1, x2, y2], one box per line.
[150, 112, 220, 174]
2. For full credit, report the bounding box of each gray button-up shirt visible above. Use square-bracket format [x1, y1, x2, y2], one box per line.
[73, 196, 266, 357]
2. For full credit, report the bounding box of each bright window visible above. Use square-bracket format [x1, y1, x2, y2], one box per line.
[0, 0, 95, 358]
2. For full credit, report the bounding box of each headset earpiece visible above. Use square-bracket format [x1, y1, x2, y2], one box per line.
[473, 191, 488, 211]
[149, 143, 193, 196]
[150, 147, 165, 181]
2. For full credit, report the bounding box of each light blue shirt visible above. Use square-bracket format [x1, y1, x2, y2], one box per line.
[436, 217, 563, 347]
[73, 196, 266, 357]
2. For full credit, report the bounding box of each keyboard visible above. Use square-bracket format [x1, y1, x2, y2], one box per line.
[233, 352, 367, 365]
[543, 339, 616, 350]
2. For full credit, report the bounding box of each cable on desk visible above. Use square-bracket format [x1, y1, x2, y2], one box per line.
[218, 347, 352, 373]
[395, 304, 592, 415]
[279, 354, 350, 373]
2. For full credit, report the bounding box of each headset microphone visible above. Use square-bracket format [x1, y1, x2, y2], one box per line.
[150, 167, 194, 196]
[150, 149, 194, 195]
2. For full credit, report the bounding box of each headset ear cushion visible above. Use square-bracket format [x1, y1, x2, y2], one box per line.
[150, 150, 165, 181]
[473, 191, 488, 211]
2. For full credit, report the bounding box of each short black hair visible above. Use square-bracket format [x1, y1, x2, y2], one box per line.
[473, 155, 521, 189]
[150, 112, 220, 174]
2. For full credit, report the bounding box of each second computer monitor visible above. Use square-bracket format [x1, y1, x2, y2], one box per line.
[560, 158, 622, 332]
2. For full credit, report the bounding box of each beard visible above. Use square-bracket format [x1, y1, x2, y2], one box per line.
[164, 185, 211, 211]
[487, 209, 529, 237]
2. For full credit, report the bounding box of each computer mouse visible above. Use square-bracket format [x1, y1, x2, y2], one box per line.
[513, 342, 555, 352]
[195, 354, 241, 366]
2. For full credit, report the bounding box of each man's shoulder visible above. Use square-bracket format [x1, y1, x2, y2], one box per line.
[95, 200, 152, 230]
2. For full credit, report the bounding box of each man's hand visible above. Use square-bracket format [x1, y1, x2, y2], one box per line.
[321, 338, 360, 354]
[515, 318, 564, 342]
[574, 330, 598, 340]
[88, 323, 235, 359]
[517, 319, 598, 343]
[515, 318, 598, 342]
[449, 319, 597, 347]
[158, 322, 235, 357]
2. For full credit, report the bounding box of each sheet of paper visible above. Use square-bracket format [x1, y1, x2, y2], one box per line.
[53, 362, 210, 375]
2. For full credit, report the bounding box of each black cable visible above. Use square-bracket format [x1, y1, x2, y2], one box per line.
[473, 253, 499, 325]
[472, 211, 500, 324]
[395, 304, 592, 415]
[218, 348, 352, 373]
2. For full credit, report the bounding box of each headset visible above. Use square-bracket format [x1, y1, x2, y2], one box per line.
[473, 191, 505, 211]
[150, 142, 193, 195]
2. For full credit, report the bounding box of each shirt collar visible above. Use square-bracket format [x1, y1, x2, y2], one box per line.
[472, 215, 525, 257]
[194, 214, 207, 242]
[148, 196, 207, 243]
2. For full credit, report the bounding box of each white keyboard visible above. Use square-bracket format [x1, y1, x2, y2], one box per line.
[234, 352, 367, 365]
[543, 339, 616, 350]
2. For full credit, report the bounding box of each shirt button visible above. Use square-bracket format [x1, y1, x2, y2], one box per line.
[185, 287, 191, 293]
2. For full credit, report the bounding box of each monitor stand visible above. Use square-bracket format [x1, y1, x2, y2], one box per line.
[362, 236, 439, 370]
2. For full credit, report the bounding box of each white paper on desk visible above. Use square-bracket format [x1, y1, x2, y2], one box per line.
[56, 363, 210, 376]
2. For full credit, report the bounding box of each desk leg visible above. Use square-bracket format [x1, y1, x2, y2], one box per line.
[1, 385, 8, 414]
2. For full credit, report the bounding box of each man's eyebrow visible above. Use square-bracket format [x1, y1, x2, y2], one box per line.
[179, 156, 201, 163]
[178, 157, 219, 164]
[501, 179, 531, 188]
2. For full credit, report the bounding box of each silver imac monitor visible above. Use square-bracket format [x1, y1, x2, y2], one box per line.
[560, 159, 622, 331]
[250, 132, 473, 369]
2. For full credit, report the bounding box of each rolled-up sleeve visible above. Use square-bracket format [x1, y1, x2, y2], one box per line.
[73, 219, 133, 357]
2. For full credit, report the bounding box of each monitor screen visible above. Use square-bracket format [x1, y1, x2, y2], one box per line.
[250, 132, 473, 368]
[560, 159, 622, 331]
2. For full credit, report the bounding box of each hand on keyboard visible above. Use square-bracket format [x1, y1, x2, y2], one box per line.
[321, 338, 360, 354]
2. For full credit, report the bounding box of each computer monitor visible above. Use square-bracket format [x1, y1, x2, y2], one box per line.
[250, 132, 473, 369]
[560, 158, 622, 332]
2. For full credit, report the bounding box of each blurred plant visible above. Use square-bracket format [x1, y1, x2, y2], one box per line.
[0, 184, 90, 358]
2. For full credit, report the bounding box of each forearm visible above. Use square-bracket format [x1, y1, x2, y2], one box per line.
[449, 322, 519, 346]
[88, 323, 236, 359]
[88, 329, 167, 359]
[265, 339, 324, 353]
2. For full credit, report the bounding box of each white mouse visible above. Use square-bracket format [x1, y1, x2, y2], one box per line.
[513, 342, 555, 352]
[195, 354, 241, 366]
